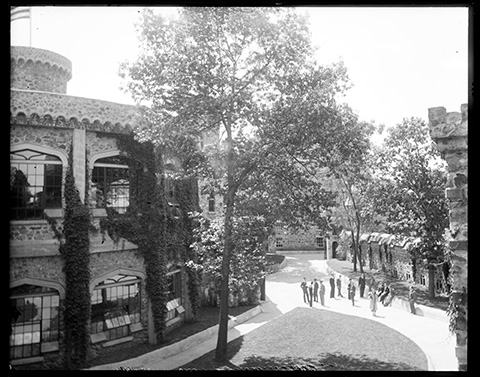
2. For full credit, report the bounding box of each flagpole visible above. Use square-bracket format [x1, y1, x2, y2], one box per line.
[29, 7, 32, 47]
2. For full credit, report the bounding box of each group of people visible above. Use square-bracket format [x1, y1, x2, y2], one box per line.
[301, 273, 418, 316]
[300, 277, 326, 307]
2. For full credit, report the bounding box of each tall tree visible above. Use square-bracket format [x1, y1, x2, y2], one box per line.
[371, 117, 449, 298]
[318, 120, 376, 272]
[120, 7, 355, 360]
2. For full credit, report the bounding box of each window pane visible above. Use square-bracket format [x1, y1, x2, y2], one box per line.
[11, 151, 62, 219]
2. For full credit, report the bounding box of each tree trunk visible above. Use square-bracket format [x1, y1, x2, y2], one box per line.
[355, 226, 364, 274]
[351, 232, 357, 272]
[215, 187, 234, 361]
[428, 264, 436, 299]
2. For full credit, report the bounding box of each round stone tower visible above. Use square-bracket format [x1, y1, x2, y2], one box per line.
[11, 46, 72, 94]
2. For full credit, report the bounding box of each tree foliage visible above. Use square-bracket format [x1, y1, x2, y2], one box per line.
[190, 213, 267, 301]
[370, 117, 449, 297]
[120, 7, 360, 360]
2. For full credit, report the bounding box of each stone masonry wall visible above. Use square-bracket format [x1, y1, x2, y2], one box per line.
[428, 104, 468, 370]
[11, 124, 73, 152]
[11, 46, 72, 94]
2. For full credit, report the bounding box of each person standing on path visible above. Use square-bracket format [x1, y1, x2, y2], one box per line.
[358, 273, 366, 298]
[367, 276, 376, 296]
[349, 278, 356, 306]
[301, 277, 309, 304]
[319, 280, 326, 306]
[313, 279, 319, 303]
[368, 283, 378, 316]
[329, 275, 335, 298]
[408, 286, 417, 315]
[347, 278, 352, 300]
[336, 275, 343, 297]
[308, 281, 314, 307]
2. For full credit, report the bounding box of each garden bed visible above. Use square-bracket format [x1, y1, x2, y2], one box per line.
[87, 304, 256, 368]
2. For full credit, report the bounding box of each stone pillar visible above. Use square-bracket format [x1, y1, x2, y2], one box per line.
[72, 128, 86, 203]
[428, 104, 467, 371]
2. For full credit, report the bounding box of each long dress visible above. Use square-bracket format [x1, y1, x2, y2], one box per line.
[369, 290, 378, 314]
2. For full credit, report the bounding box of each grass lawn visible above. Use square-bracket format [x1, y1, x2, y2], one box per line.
[178, 306, 428, 371]
[87, 304, 255, 368]
[326, 259, 449, 311]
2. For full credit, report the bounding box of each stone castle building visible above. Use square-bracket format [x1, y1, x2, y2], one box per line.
[10, 45, 196, 368]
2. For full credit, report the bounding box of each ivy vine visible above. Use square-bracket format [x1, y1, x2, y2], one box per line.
[96, 132, 202, 341]
[60, 145, 92, 369]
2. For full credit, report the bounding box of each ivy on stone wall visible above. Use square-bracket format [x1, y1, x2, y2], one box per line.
[99, 134, 169, 343]
[174, 176, 201, 320]
[60, 146, 91, 369]
[101, 134, 202, 329]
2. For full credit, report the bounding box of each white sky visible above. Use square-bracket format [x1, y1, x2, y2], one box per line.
[11, 6, 469, 132]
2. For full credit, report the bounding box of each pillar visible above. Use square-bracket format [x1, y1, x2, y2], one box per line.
[428, 104, 468, 371]
[72, 128, 86, 203]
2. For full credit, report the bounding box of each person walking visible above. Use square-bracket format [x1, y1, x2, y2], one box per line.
[319, 280, 326, 306]
[308, 281, 314, 307]
[358, 273, 366, 298]
[336, 274, 343, 297]
[313, 279, 319, 303]
[329, 275, 335, 298]
[368, 283, 378, 316]
[301, 277, 309, 304]
[347, 278, 351, 300]
[348, 278, 356, 306]
[408, 286, 417, 315]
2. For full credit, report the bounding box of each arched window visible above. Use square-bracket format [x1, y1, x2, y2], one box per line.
[10, 149, 63, 220]
[92, 155, 130, 214]
[91, 274, 141, 341]
[10, 284, 60, 360]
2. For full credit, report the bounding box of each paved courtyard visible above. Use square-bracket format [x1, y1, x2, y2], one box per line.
[90, 253, 457, 371]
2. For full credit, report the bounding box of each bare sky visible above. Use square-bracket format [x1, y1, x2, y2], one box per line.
[11, 6, 469, 132]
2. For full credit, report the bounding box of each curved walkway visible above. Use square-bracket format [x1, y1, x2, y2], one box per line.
[89, 253, 457, 371]
[268, 254, 457, 371]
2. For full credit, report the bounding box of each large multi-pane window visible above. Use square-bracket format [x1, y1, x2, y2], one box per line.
[10, 285, 60, 360]
[10, 149, 63, 220]
[91, 274, 141, 341]
[92, 156, 130, 213]
[166, 269, 184, 322]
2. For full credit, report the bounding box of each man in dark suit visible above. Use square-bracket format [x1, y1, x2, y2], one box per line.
[358, 273, 366, 298]
[329, 275, 335, 298]
[301, 277, 309, 304]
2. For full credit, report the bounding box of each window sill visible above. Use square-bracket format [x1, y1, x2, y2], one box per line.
[10, 356, 44, 366]
[10, 219, 48, 226]
[102, 336, 134, 348]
